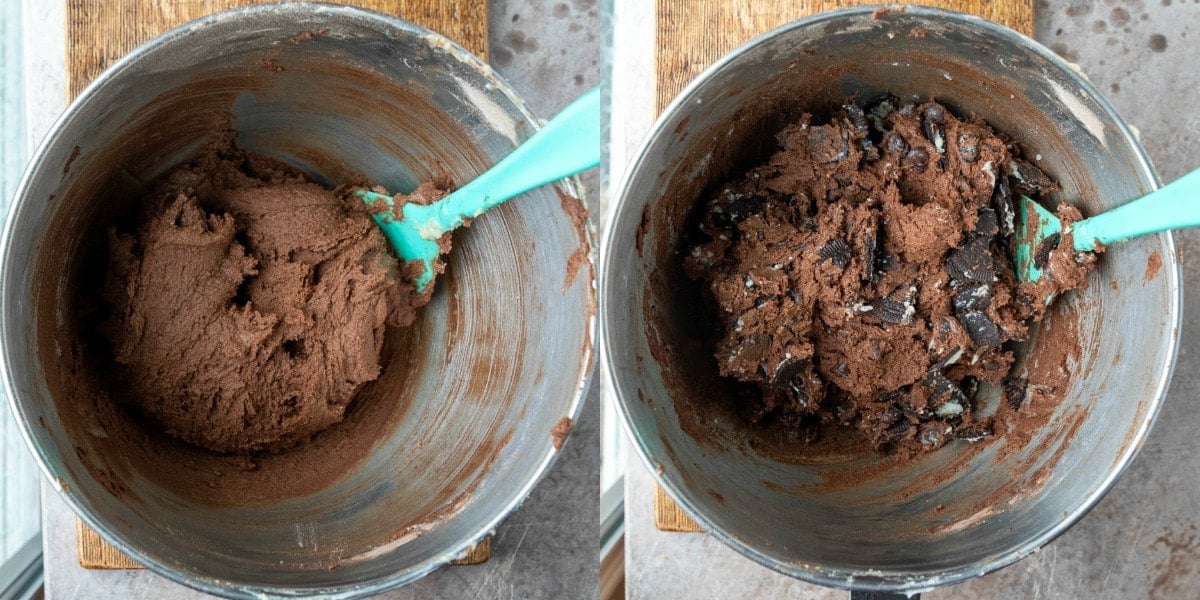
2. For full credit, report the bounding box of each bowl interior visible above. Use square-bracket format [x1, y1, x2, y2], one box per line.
[605, 8, 1175, 589]
[4, 5, 592, 595]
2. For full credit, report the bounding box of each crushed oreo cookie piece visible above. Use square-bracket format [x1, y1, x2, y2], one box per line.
[844, 103, 869, 133]
[1009, 159, 1055, 193]
[870, 297, 909, 324]
[922, 104, 946, 153]
[861, 138, 880, 161]
[805, 126, 851, 164]
[1003, 376, 1029, 410]
[861, 231, 879, 282]
[904, 147, 929, 171]
[951, 420, 992, 441]
[710, 199, 737, 229]
[975, 207, 999, 238]
[785, 376, 810, 405]
[931, 316, 968, 365]
[952, 282, 992, 313]
[992, 175, 1016, 237]
[918, 424, 947, 448]
[878, 420, 914, 446]
[959, 376, 980, 405]
[770, 355, 802, 383]
[833, 130, 851, 163]
[1033, 232, 1061, 270]
[726, 193, 763, 224]
[922, 103, 945, 123]
[876, 389, 905, 407]
[875, 250, 899, 274]
[946, 237, 996, 284]
[924, 370, 968, 411]
[868, 97, 897, 132]
[884, 132, 908, 155]
[960, 310, 1003, 347]
[819, 238, 852, 268]
[958, 132, 980, 163]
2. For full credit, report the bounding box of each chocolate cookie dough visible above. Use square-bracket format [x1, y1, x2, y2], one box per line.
[684, 99, 1095, 454]
[100, 140, 447, 453]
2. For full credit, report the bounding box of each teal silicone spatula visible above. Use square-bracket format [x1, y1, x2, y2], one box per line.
[357, 86, 600, 292]
[1016, 166, 1200, 287]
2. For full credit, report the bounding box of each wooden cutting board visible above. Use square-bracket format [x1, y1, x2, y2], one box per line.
[656, 0, 1033, 114]
[67, 0, 487, 98]
[652, 0, 1034, 533]
[68, 0, 490, 569]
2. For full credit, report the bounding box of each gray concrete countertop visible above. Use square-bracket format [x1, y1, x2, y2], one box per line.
[31, 1, 601, 598]
[613, 1, 1200, 598]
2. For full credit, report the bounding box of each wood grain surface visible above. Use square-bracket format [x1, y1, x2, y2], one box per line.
[652, 0, 1034, 533]
[656, 0, 1033, 113]
[654, 485, 701, 532]
[77, 519, 142, 569]
[67, 0, 488, 99]
[68, 0, 489, 569]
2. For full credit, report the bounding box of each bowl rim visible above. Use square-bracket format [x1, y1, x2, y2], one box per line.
[1, 2, 595, 598]
[601, 4, 1180, 592]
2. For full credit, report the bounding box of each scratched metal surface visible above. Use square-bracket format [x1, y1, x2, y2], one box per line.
[617, 0, 1200, 598]
[34, 0, 601, 598]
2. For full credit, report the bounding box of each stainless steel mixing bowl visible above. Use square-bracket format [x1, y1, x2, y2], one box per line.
[2, 4, 593, 598]
[602, 7, 1179, 593]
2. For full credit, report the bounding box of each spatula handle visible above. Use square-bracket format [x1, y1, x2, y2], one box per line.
[1073, 167, 1200, 250]
[424, 87, 602, 235]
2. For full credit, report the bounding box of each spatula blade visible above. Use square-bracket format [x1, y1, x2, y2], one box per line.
[358, 189, 440, 291]
[1015, 194, 1064, 285]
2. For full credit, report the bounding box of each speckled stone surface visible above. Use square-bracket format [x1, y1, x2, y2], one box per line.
[615, 1, 1200, 598]
[33, 1, 601, 598]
